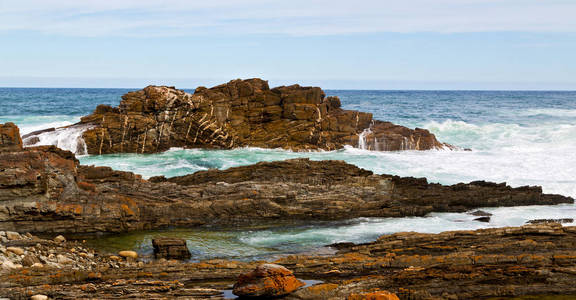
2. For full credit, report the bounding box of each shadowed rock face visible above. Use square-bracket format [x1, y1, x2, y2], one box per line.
[31, 79, 450, 154]
[0, 124, 571, 234]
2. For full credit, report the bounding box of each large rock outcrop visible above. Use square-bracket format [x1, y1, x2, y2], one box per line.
[23, 79, 451, 154]
[0, 124, 571, 234]
[2, 224, 576, 299]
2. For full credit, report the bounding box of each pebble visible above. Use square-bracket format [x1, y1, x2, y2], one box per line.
[118, 250, 138, 259]
[7, 247, 24, 255]
[53, 235, 66, 243]
[56, 254, 73, 264]
[6, 231, 20, 240]
[31, 262, 44, 268]
[30, 295, 49, 300]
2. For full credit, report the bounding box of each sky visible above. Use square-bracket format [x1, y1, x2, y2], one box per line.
[1, 0, 575, 90]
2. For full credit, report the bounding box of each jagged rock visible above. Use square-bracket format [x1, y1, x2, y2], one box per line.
[0, 126, 572, 234]
[0, 122, 23, 152]
[473, 216, 491, 222]
[24, 79, 450, 154]
[232, 264, 305, 297]
[152, 238, 191, 260]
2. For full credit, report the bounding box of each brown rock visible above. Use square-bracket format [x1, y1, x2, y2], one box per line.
[232, 264, 305, 297]
[348, 291, 400, 300]
[152, 238, 191, 260]
[0, 122, 23, 152]
[0, 127, 572, 234]
[24, 79, 451, 154]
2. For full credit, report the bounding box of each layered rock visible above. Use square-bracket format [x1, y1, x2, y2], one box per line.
[24, 79, 451, 154]
[152, 238, 191, 260]
[0, 122, 23, 152]
[0, 126, 572, 233]
[2, 224, 576, 299]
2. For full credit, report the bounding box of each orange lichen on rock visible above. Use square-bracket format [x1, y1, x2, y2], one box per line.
[348, 290, 400, 300]
[232, 264, 305, 297]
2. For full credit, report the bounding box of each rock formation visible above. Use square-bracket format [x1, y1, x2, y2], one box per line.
[23, 79, 451, 154]
[152, 238, 191, 260]
[2, 224, 576, 299]
[232, 263, 305, 297]
[0, 122, 23, 152]
[0, 124, 572, 234]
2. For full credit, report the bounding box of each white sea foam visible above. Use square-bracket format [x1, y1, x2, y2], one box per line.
[519, 108, 576, 117]
[240, 204, 576, 248]
[23, 125, 92, 155]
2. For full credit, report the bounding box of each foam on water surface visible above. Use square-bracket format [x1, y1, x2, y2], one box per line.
[3, 88, 576, 259]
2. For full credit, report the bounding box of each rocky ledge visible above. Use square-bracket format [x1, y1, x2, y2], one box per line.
[22, 79, 452, 154]
[2, 223, 576, 299]
[1, 123, 572, 234]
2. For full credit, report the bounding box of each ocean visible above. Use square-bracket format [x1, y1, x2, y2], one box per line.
[1, 87, 576, 260]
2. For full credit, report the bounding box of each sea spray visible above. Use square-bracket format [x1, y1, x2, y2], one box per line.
[23, 124, 93, 155]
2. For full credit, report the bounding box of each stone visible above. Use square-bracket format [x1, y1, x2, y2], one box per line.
[232, 264, 305, 297]
[0, 122, 23, 152]
[474, 216, 491, 222]
[53, 235, 66, 243]
[31, 262, 43, 268]
[5, 231, 21, 240]
[22, 255, 41, 267]
[152, 238, 191, 260]
[30, 295, 48, 300]
[118, 251, 138, 259]
[468, 210, 493, 217]
[56, 254, 73, 264]
[6, 247, 24, 255]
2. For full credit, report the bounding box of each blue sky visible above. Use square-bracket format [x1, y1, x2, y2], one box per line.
[1, 0, 575, 89]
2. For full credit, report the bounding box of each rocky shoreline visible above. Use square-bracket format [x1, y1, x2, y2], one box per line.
[22, 79, 452, 154]
[3, 121, 576, 299]
[2, 223, 576, 299]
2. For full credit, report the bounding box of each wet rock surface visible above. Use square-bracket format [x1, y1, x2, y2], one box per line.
[152, 238, 191, 260]
[1, 224, 576, 299]
[0, 125, 572, 234]
[24, 79, 450, 154]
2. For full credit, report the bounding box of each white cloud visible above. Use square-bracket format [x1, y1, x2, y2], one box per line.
[0, 0, 575, 36]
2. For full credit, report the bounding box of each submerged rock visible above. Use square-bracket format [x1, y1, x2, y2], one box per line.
[24, 79, 451, 154]
[233, 264, 305, 297]
[474, 216, 491, 222]
[527, 218, 574, 224]
[152, 238, 191, 260]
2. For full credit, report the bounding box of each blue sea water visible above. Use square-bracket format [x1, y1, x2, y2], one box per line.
[1, 87, 576, 259]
